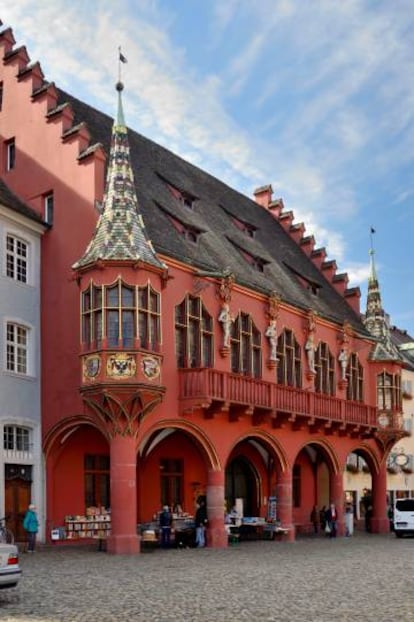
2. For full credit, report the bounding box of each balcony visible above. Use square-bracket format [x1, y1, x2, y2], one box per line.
[178, 368, 379, 432]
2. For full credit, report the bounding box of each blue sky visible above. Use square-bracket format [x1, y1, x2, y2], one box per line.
[2, 1, 414, 335]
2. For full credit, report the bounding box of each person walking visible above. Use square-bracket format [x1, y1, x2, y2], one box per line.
[23, 503, 39, 552]
[195, 499, 208, 548]
[159, 505, 173, 548]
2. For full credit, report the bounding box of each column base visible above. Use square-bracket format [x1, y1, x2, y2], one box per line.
[106, 534, 140, 555]
[370, 517, 390, 534]
[207, 525, 228, 548]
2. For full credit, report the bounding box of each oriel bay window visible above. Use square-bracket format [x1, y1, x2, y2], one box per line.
[230, 312, 261, 377]
[81, 280, 161, 350]
[315, 342, 335, 395]
[175, 295, 213, 368]
[277, 329, 301, 387]
[377, 371, 401, 411]
[346, 353, 363, 401]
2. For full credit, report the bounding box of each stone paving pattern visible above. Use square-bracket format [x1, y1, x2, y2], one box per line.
[0, 533, 413, 621]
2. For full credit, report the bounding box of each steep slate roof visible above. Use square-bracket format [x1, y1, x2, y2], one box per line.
[0, 178, 45, 225]
[390, 326, 414, 370]
[363, 245, 401, 361]
[73, 84, 165, 271]
[59, 88, 370, 334]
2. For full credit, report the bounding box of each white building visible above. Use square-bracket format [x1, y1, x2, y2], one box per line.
[0, 179, 46, 541]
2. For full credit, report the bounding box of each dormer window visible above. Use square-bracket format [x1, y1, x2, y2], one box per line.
[156, 173, 197, 209]
[168, 214, 200, 243]
[284, 262, 321, 296]
[230, 214, 256, 238]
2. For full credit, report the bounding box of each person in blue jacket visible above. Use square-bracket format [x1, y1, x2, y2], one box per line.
[23, 503, 39, 552]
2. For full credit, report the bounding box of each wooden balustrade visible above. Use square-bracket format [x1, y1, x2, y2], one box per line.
[179, 368, 380, 428]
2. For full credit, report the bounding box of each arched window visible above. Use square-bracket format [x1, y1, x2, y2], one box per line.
[346, 353, 363, 401]
[81, 280, 161, 350]
[277, 329, 301, 387]
[175, 295, 213, 368]
[377, 371, 401, 411]
[230, 312, 261, 377]
[315, 342, 335, 395]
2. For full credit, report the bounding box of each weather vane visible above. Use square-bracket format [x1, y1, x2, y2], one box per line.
[118, 46, 127, 83]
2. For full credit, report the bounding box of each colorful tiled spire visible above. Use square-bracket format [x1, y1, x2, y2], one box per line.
[364, 232, 400, 360]
[73, 80, 165, 270]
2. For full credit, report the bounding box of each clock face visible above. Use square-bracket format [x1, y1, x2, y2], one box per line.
[378, 414, 389, 428]
[395, 453, 409, 467]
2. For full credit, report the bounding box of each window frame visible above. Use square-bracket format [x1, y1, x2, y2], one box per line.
[44, 192, 54, 225]
[6, 138, 15, 171]
[230, 312, 262, 378]
[5, 321, 30, 375]
[346, 353, 364, 401]
[175, 294, 213, 368]
[3, 424, 31, 451]
[377, 371, 401, 411]
[81, 280, 161, 351]
[314, 341, 335, 395]
[5, 233, 28, 284]
[277, 329, 302, 387]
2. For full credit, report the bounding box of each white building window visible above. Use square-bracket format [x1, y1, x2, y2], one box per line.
[6, 234, 28, 283]
[6, 322, 28, 374]
[44, 193, 54, 225]
[6, 138, 15, 171]
[3, 425, 31, 451]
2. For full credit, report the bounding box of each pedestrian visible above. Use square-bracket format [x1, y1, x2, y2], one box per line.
[345, 503, 354, 536]
[23, 503, 39, 552]
[159, 505, 173, 548]
[325, 502, 337, 538]
[310, 505, 319, 534]
[195, 498, 208, 548]
[320, 505, 327, 531]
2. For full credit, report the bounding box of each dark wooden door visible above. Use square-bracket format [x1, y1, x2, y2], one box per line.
[5, 478, 31, 542]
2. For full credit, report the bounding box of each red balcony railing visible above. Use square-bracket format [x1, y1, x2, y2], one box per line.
[179, 368, 378, 428]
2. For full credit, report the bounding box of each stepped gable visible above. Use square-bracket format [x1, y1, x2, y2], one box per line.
[0, 178, 44, 225]
[52, 87, 368, 332]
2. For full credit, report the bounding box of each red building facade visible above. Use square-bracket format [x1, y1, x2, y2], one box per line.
[0, 25, 406, 554]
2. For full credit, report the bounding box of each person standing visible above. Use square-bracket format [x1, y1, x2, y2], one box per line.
[195, 499, 208, 548]
[326, 503, 338, 538]
[159, 505, 173, 548]
[310, 505, 319, 534]
[23, 503, 39, 552]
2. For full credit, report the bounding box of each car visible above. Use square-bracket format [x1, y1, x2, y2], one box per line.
[394, 498, 414, 538]
[0, 543, 21, 589]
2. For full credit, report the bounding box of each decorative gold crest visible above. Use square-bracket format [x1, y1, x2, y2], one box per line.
[106, 354, 136, 377]
[141, 356, 161, 380]
[83, 355, 101, 379]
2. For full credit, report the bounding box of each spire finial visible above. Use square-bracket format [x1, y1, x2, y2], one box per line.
[116, 47, 127, 127]
[369, 226, 377, 282]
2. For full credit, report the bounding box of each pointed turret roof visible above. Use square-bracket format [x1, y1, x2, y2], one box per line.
[73, 81, 165, 271]
[363, 235, 400, 361]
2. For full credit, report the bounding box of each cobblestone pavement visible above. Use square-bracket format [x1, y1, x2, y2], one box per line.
[0, 532, 413, 622]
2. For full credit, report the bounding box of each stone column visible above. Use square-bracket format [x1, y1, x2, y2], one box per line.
[330, 471, 345, 536]
[276, 467, 295, 541]
[106, 434, 140, 554]
[371, 461, 389, 534]
[206, 469, 227, 548]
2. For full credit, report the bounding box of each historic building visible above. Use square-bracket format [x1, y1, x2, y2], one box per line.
[0, 180, 45, 541]
[0, 23, 408, 553]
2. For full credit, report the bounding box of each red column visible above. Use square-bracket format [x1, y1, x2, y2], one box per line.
[106, 434, 140, 554]
[206, 469, 227, 548]
[276, 467, 295, 541]
[330, 471, 345, 536]
[371, 461, 389, 534]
